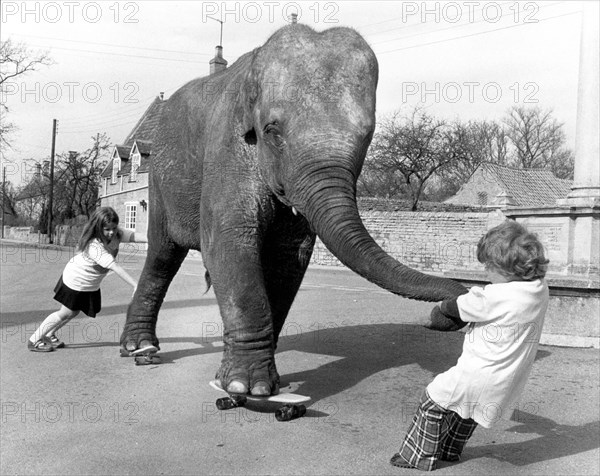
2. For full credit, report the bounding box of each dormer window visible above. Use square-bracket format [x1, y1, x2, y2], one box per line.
[130, 148, 141, 182]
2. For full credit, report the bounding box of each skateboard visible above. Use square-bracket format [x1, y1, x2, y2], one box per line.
[209, 380, 310, 421]
[121, 344, 161, 365]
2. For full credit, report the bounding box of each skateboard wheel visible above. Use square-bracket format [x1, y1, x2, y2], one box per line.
[216, 395, 246, 410]
[275, 404, 306, 421]
[134, 354, 160, 365]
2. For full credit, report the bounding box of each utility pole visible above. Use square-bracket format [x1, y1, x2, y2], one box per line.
[47, 119, 57, 244]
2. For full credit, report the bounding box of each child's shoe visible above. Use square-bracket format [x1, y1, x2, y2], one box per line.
[48, 334, 65, 349]
[390, 453, 417, 469]
[28, 338, 54, 352]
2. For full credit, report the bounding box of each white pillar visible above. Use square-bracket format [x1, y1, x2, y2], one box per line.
[563, 1, 600, 205]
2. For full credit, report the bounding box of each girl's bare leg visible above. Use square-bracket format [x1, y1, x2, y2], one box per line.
[30, 306, 80, 343]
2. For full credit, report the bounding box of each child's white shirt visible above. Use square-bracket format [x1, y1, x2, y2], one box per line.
[427, 279, 549, 428]
[62, 228, 134, 291]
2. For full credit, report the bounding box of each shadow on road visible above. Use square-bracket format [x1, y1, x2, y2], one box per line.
[466, 411, 600, 466]
[144, 323, 599, 467]
[0, 297, 217, 327]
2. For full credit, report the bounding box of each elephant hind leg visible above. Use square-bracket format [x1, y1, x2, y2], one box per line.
[120, 239, 188, 352]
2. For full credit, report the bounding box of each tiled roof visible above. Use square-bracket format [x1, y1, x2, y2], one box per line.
[482, 163, 572, 207]
[100, 96, 163, 179]
[116, 145, 131, 159]
[123, 96, 165, 146]
[101, 146, 130, 178]
[135, 140, 152, 156]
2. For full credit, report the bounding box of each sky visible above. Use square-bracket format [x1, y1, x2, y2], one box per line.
[0, 1, 588, 185]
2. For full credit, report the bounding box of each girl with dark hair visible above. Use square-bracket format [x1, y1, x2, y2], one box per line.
[28, 207, 146, 352]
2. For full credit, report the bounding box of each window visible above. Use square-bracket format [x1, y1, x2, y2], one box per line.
[130, 152, 141, 182]
[477, 191, 488, 205]
[111, 158, 119, 184]
[125, 203, 137, 230]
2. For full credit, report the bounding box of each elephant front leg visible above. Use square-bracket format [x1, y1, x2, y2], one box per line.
[207, 247, 278, 396]
[262, 219, 316, 345]
[121, 240, 188, 352]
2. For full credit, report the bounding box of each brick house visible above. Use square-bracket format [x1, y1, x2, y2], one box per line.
[98, 95, 165, 236]
[446, 162, 573, 208]
[98, 47, 228, 236]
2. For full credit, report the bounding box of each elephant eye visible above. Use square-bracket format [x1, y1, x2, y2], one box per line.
[263, 121, 279, 135]
[263, 122, 285, 150]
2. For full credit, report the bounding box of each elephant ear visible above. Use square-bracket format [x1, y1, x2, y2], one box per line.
[241, 50, 261, 145]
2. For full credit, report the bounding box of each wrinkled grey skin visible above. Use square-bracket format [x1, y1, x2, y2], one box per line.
[121, 24, 467, 395]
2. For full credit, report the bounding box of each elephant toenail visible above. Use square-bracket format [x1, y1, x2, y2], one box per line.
[251, 381, 271, 396]
[227, 381, 248, 394]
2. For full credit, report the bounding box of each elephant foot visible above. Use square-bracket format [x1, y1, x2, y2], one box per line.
[120, 325, 160, 355]
[225, 380, 278, 396]
[120, 339, 160, 356]
[216, 357, 280, 396]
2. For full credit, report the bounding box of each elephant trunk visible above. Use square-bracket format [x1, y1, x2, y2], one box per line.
[294, 160, 467, 302]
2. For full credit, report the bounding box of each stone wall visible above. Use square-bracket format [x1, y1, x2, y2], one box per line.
[2, 226, 49, 244]
[311, 210, 505, 274]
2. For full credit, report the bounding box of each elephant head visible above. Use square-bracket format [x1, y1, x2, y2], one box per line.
[241, 25, 465, 301]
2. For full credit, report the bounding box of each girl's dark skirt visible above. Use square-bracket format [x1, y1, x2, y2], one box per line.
[53, 276, 101, 317]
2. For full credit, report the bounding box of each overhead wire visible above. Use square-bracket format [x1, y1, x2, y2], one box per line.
[8, 2, 580, 142]
[376, 10, 581, 55]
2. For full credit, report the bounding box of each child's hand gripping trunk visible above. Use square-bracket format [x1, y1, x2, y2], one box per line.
[425, 298, 468, 332]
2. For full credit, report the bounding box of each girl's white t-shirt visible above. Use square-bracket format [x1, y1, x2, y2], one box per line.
[426, 279, 549, 428]
[62, 229, 134, 292]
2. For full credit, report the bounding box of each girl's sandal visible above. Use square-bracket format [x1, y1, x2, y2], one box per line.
[48, 334, 65, 348]
[27, 338, 54, 352]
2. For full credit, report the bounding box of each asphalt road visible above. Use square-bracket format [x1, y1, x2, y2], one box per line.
[1, 242, 599, 475]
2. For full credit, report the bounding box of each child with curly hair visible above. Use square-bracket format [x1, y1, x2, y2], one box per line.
[28, 207, 145, 352]
[391, 220, 550, 471]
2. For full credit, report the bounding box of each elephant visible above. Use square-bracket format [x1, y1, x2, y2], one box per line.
[120, 23, 467, 395]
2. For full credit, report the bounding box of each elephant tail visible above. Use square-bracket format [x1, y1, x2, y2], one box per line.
[204, 270, 212, 294]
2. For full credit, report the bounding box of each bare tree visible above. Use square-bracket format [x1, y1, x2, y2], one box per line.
[0, 39, 53, 150]
[359, 108, 456, 211]
[54, 133, 111, 221]
[503, 106, 574, 179]
[431, 119, 510, 200]
[17, 134, 111, 227]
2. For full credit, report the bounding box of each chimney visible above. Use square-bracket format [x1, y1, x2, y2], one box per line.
[159, 92, 164, 100]
[209, 45, 228, 75]
[290, 13, 298, 24]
